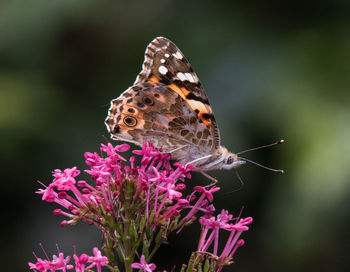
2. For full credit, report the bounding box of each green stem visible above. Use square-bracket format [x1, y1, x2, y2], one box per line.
[123, 180, 137, 272]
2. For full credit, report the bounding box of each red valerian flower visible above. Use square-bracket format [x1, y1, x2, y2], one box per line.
[33, 142, 253, 272]
[37, 143, 219, 229]
[198, 210, 253, 272]
[132, 255, 156, 272]
[36, 142, 224, 270]
[29, 245, 108, 272]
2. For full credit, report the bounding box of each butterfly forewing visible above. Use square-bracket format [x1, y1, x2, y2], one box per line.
[134, 37, 220, 149]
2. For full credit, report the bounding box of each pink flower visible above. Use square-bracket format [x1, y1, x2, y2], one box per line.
[50, 252, 73, 271]
[132, 255, 156, 272]
[37, 184, 56, 202]
[28, 257, 50, 271]
[29, 245, 108, 272]
[52, 167, 80, 190]
[172, 162, 195, 179]
[86, 247, 109, 272]
[197, 210, 253, 272]
[157, 183, 182, 200]
[100, 142, 128, 161]
[193, 186, 220, 202]
[28, 245, 73, 272]
[132, 142, 157, 156]
[178, 186, 221, 232]
[73, 253, 89, 272]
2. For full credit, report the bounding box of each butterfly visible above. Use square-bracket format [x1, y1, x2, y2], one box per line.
[105, 37, 246, 181]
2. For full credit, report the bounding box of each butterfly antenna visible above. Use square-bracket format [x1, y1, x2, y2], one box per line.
[238, 156, 284, 173]
[237, 139, 284, 155]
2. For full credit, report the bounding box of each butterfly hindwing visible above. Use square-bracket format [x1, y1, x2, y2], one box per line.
[134, 37, 220, 149]
[105, 82, 214, 163]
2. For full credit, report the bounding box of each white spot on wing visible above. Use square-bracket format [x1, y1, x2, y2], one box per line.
[173, 51, 183, 59]
[176, 72, 198, 83]
[177, 72, 187, 81]
[160, 58, 165, 63]
[158, 65, 168, 75]
[185, 73, 196, 83]
[165, 53, 170, 58]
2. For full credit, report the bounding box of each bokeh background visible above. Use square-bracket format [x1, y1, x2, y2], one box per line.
[1, 0, 350, 271]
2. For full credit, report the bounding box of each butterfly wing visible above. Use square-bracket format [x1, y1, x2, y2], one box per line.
[134, 37, 220, 150]
[105, 82, 214, 164]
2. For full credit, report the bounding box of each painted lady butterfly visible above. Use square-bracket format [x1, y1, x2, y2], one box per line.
[105, 37, 246, 181]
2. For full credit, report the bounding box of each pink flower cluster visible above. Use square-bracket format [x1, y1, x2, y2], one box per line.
[36, 142, 217, 230]
[33, 142, 253, 272]
[198, 210, 253, 272]
[29, 246, 108, 272]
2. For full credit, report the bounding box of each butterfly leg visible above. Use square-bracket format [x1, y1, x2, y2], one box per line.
[167, 145, 188, 154]
[186, 155, 218, 186]
[185, 154, 212, 167]
[200, 171, 218, 186]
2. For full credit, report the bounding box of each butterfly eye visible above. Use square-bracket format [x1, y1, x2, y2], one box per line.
[142, 96, 154, 106]
[123, 116, 137, 127]
[226, 156, 234, 164]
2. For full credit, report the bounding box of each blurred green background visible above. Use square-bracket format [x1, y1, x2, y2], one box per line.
[1, 0, 350, 271]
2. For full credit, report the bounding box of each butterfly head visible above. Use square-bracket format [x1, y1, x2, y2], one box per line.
[221, 151, 246, 170]
[202, 146, 246, 171]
